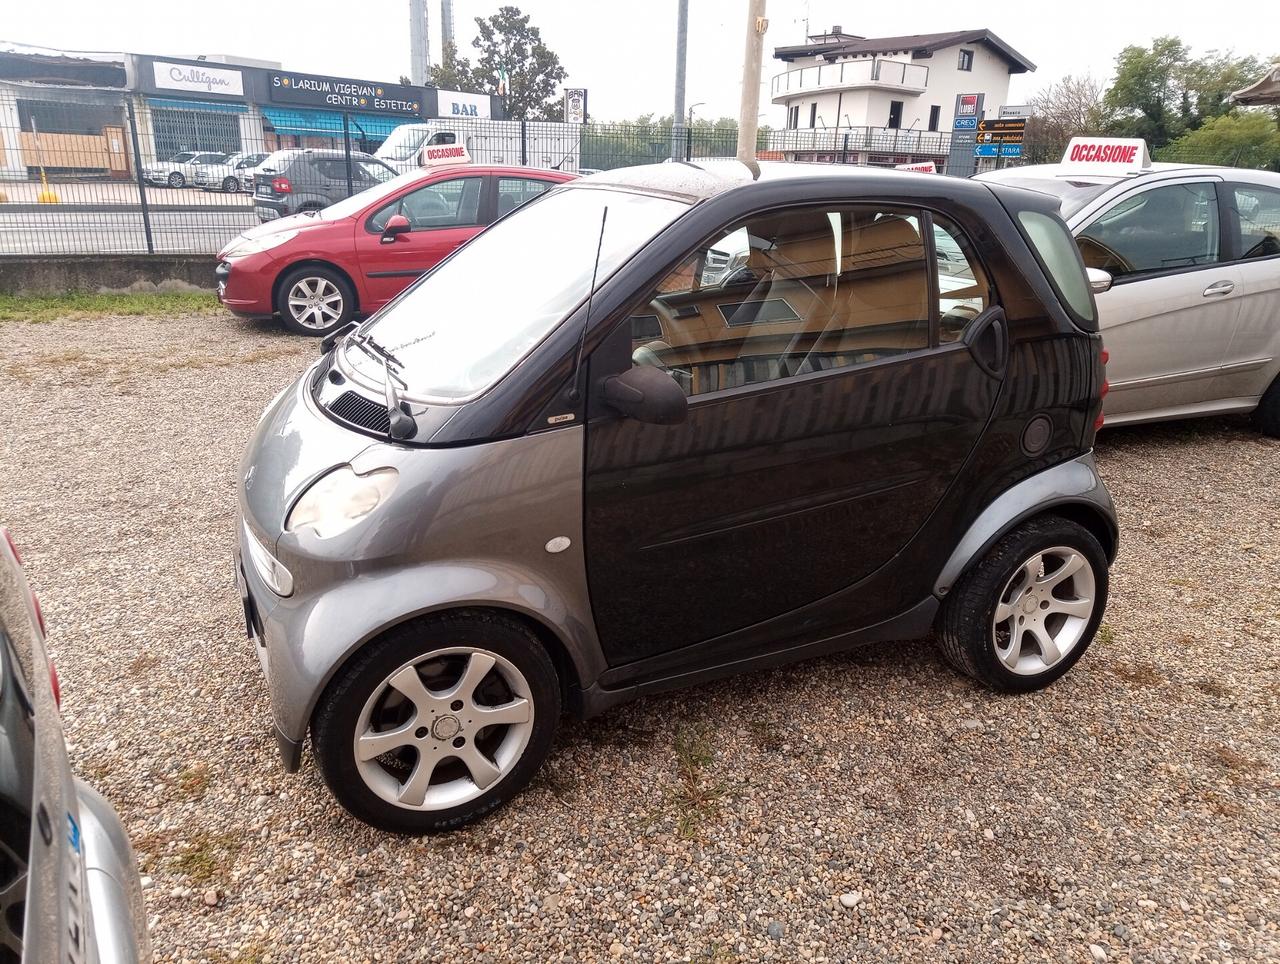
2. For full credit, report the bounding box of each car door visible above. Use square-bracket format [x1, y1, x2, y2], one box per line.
[355, 175, 488, 310]
[583, 203, 1006, 671]
[1074, 177, 1241, 419]
[1216, 179, 1280, 403]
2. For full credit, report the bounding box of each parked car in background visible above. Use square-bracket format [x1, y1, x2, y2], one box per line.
[194, 151, 268, 193]
[251, 149, 397, 223]
[978, 137, 1280, 435]
[0, 528, 152, 961]
[235, 160, 1115, 833]
[142, 151, 225, 189]
[218, 159, 575, 334]
[240, 155, 272, 193]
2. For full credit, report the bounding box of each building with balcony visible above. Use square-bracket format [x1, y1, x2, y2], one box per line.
[770, 28, 1035, 169]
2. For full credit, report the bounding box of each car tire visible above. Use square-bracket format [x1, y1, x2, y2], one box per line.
[167, 171, 184, 189]
[938, 515, 1108, 693]
[312, 611, 561, 834]
[1251, 375, 1280, 437]
[222, 176, 239, 193]
[275, 265, 355, 336]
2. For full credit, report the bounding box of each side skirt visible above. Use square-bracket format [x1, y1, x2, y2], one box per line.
[574, 596, 939, 719]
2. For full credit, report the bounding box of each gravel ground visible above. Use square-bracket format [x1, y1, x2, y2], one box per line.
[1, 310, 1277, 963]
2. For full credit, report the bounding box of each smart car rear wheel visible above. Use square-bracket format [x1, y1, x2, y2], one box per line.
[312, 611, 560, 834]
[938, 516, 1108, 692]
[276, 266, 354, 336]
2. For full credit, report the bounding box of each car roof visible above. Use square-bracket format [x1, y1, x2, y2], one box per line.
[979, 160, 1213, 188]
[569, 159, 997, 204]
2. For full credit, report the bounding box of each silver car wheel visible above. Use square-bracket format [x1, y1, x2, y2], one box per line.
[991, 546, 1097, 676]
[286, 277, 344, 330]
[353, 647, 535, 811]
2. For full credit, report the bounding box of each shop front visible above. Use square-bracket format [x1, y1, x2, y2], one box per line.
[256, 70, 426, 153]
[133, 56, 263, 163]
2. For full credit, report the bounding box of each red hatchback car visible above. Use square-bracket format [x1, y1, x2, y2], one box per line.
[216, 163, 577, 335]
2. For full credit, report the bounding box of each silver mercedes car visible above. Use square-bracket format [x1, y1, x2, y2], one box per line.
[979, 142, 1280, 435]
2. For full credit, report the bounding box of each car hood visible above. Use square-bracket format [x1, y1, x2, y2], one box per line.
[239, 365, 380, 549]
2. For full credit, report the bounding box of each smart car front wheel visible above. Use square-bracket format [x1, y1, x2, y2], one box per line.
[312, 611, 560, 834]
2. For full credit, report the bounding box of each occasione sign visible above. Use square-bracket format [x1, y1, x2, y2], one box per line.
[268, 71, 423, 116]
[152, 60, 244, 98]
[1059, 137, 1152, 174]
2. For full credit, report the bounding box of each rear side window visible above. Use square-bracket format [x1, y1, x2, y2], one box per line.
[932, 214, 992, 343]
[1017, 210, 1097, 327]
[1231, 183, 1280, 260]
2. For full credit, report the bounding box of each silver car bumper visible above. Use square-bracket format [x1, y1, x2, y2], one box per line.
[76, 781, 153, 963]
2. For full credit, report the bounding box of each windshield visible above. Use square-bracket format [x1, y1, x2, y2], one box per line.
[168, 152, 196, 163]
[377, 126, 431, 161]
[983, 175, 1112, 219]
[319, 168, 437, 221]
[345, 187, 688, 402]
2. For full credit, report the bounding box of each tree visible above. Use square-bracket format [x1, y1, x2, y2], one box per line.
[463, 6, 568, 121]
[1102, 37, 1272, 147]
[1025, 74, 1106, 161]
[1163, 110, 1280, 168]
[426, 41, 478, 92]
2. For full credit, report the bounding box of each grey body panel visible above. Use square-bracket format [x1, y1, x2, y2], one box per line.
[237, 369, 602, 746]
[933, 451, 1117, 597]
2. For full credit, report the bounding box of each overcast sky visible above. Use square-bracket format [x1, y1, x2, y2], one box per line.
[4, 0, 1274, 122]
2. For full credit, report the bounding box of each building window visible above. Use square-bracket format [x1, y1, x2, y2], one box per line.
[808, 103, 817, 128]
[788, 105, 800, 130]
[958, 49, 974, 71]
[928, 105, 941, 131]
[887, 100, 903, 129]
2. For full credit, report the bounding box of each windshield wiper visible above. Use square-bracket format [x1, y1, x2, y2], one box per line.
[351, 331, 404, 372]
[381, 353, 418, 441]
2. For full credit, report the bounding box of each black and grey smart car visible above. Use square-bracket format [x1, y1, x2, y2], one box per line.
[1, 528, 151, 961]
[252, 149, 397, 221]
[235, 161, 1117, 834]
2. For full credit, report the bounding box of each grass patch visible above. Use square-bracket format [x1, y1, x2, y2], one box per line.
[0, 291, 222, 323]
[1097, 623, 1115, 647]
[170, 831, 239, 884]
[173, 763, 212, 801]
[666, 727, 733, 840]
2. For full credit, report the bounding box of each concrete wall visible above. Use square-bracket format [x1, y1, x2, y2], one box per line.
[0, 255, 214, 295]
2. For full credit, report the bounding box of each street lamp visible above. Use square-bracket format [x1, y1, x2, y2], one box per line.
[687, 102, 706, 125]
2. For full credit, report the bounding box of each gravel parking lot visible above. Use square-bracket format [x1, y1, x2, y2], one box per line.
[1, 308, 1277, 963]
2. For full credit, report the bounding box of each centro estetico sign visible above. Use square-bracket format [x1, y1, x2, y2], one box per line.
[268, 71, 423, 116]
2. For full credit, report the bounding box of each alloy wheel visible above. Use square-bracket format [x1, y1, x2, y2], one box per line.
[286, 277, 344, 330]
[223, 176, 239, 193]
[991, 546, 1097, 676]
[167, 172, 184, 188]
[353, 647, 535, 811]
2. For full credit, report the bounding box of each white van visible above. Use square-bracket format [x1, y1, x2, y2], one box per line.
[375, 120, 581, 174]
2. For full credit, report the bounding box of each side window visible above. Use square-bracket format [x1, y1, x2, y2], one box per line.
[1077, 182, 1220, 279]
[628, 206, 932, 397]
[496, 177, 551, 217]
[1230, 183, 1280, 261]
[427, 132, 457, 146]
[358, 160, 395, 184]
[369, 177, 483, 232]
[932, 215, 991, 342]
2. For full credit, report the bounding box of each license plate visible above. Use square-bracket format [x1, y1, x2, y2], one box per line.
[256, 185, 271, 196]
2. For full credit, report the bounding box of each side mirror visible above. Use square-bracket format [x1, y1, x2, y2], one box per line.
[1086, 267, 1113, 294]
[381, 214, 411, 244]
[602, 366, 688, 425]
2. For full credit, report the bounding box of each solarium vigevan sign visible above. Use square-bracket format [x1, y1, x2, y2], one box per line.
[268, 72, 423, 117]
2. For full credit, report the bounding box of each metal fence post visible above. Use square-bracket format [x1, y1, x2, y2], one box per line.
[840, 133, 849, 165]
[342, 113, 354, 198]
[685, 126, 692, 162]
[521, 120, 528, 166]
[125, 98, 155, 255]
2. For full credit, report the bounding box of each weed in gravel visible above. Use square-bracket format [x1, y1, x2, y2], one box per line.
[692, 944, 738, 963]
[174, 763, 212, 800]
[1109, 661, 1165, 687]
[171, 832, 239, 884]
[747, 717, 782, 752]
[665, 727, 734, 840]
[1097, 623, 1115, 647]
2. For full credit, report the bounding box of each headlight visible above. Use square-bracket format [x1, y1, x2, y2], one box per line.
[222, 229, 299, 259]
[285, 465, 398, 539]
[243, 521, 293, 597]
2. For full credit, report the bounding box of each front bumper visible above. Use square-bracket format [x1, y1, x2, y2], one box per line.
[214, 258, 276, 317]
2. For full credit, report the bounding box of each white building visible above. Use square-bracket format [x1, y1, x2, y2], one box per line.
[767, 28, 1034, 168]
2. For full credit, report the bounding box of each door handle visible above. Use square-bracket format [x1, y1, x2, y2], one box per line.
[1203, 280, 1234, 297]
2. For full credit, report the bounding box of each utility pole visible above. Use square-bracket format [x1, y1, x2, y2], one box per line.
[736, 0, 767, 174]
[671, 0, 689, 160]
[441, 0, 455, 58]
[409, 0, 432, 86]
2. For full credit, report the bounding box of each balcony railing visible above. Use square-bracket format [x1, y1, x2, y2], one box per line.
[771, 58, 930, 101]
[756, 126, 953, 158]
